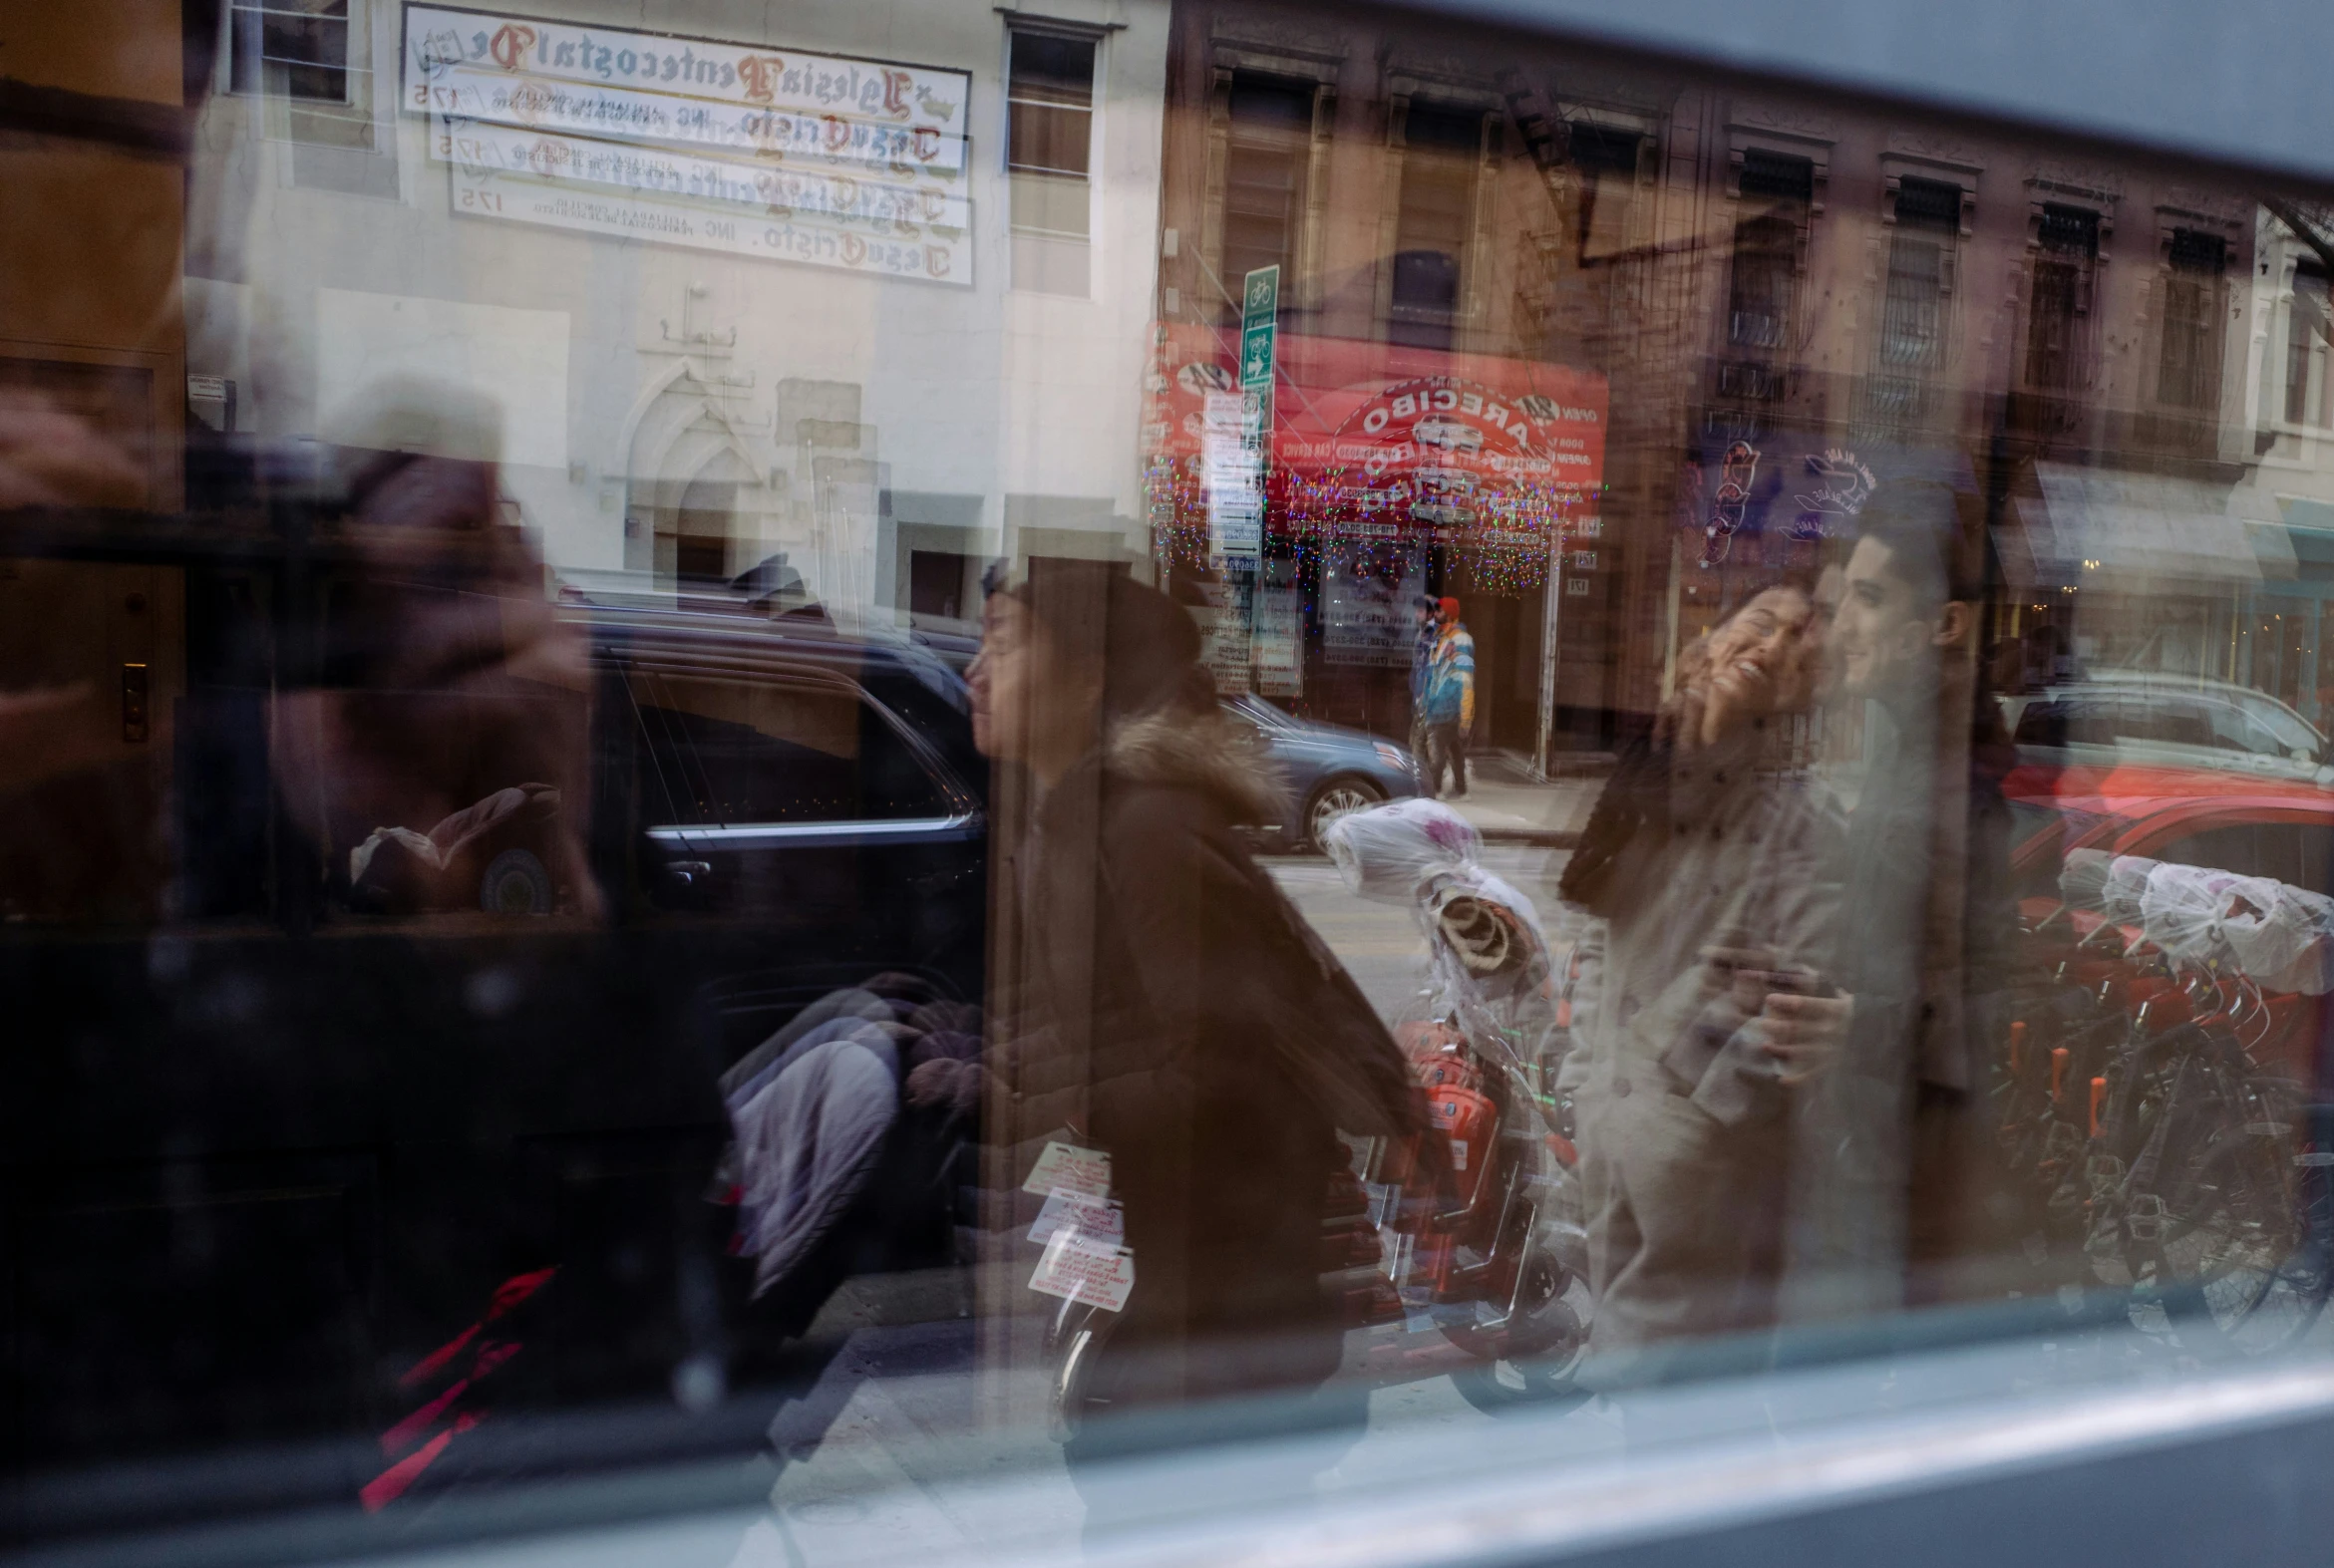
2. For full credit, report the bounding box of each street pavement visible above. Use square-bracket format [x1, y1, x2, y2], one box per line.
[1429, 751, 1605, 845]
[1264, 840, 1576, 1017]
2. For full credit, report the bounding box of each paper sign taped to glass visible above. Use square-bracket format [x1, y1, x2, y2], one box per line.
[1022, 1139, 1111, 1199]
[1028, 1190, 1125, 1245]
[1029, 1229, 1136, 1312]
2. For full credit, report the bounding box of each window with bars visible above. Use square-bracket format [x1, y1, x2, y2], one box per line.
[1007, 28, 1098, 297]
[1879, 178, 1961, 373]
[1216, 75, 1315, 319]
[2156, 228, 2225, 411]
[1388, 104, 1485, 349]
[2286, 259, 2329, 426]
[1727, 151, 1813, 352]
[2023, 202, 2099, 392]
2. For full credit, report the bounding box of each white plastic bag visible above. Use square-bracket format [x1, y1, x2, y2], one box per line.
[1321, 797, 1482, 904]
[2058, 847, 2114, 911]
[2139, 861, 2241, 968]
[2218, 875, 2334, 995]
[2101, 855, 2161, 925]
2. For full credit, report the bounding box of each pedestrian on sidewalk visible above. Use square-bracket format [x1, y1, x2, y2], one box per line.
[959, 561, 1419, 1544]
[1407, 594, 1439, 766]
[1552, 580, 1840, 1381]
[1420, 596, 1476, 799]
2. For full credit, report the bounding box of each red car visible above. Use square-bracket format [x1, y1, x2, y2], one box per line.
[2007, 763, 2334, 903]
[2006, 762, 2334, 1081]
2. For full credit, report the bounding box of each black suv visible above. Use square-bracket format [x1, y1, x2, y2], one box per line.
[2, 512, 987, 1519]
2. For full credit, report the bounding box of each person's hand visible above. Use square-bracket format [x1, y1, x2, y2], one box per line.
[906, 1057, 982, 1116]
[1700, 945, 1779, 1015]
[904, 1057, 961, 1109]
[1758, 981, 1851, 1085]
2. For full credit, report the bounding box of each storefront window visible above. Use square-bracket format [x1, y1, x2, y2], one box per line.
[12, 0, 2334, 1561]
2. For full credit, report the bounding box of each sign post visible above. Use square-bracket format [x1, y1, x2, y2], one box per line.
[1205, 263, 1276, 573]
[1229, 266, 1279, 690]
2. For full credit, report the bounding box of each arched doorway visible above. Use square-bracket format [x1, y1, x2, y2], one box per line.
[622, 383, 778, 589]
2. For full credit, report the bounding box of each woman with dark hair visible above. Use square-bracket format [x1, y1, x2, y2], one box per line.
[958, 560, 1416, 1520]
[1553, 581, 1841, 1373]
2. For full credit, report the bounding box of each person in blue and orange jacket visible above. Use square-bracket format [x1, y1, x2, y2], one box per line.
[1419, 596, 1477, 799]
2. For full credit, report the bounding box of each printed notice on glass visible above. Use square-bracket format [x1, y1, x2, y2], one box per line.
[1022, 1140, 1111, 1200]
[1027, 1190, 1125, 1246]
[402, 4, 972, 284]
[1029, 1231, 1136, 1312]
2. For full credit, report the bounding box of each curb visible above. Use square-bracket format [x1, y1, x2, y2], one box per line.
[1469, 827, 1581, 848]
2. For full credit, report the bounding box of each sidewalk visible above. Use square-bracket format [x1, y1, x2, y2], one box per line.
[1427, 750, 1606, 845]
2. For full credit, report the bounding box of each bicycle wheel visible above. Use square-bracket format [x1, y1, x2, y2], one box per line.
[2147, 1129, 2329, 1356]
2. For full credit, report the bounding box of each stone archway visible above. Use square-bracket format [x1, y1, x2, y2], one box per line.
[622, 383, 777, 586]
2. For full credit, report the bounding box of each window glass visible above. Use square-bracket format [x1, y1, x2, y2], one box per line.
[229, 0, 350, 102]
[1008, 28, 1098, 295]
[1217, 75, 1315, 313]
[2149, 821, 2334, 896]
[2289, 259, 2329, 424]
[633, 673, 946, 824]
[20, 0, 2334, 1559]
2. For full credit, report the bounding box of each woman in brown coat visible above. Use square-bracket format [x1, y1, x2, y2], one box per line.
[959, 562, 1415, 1521]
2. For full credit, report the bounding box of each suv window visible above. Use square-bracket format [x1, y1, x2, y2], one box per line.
[2146, 819, 2334, 896]
[631, 671, 948, 826]
[2201, 700, 2280, 755]
[2112, 696, 2211, 748]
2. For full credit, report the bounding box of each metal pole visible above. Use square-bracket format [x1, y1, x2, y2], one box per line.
[1535, 535, 1561, 779]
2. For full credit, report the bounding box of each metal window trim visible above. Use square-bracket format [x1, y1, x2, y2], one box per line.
[646, 813, 982, 851]
[1070, 1356, 2334, 1568]
[996, 8, 1125, 40]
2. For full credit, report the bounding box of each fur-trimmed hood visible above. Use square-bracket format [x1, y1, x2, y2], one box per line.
[1100, 706, 1290, 826]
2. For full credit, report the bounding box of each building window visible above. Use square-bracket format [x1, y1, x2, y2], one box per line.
[1568, 121, 1647, 264]
[1880, 178, 1959, 372]
[1387, 104, 1485, 349]
[1217, 75, 1315, 317]
[2024, 203, 2099, 392]
[1861, 176, 1959, 428]
[2156, 228, 2225, 411]
[2286, 258, 2328, 426]
[1007, 28, 1098, 297]
[1727, 151, 1814, 352]
[229, 0, 350, 103]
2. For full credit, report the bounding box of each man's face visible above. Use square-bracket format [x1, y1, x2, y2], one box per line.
[1828, 536, 1928, 699]
[1702, 585, 1819, 724]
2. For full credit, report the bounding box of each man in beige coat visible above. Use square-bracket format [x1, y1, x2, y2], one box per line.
[1556, 582, 1842, 1373]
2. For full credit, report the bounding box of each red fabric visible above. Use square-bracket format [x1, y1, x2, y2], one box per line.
[487, 1266, 558, 1320]
[368, 1268, 556, 1509]
[399, 1323, 479, 1390]
[360, 1413, 477, 1512]
[381, 1377, 470, 1456]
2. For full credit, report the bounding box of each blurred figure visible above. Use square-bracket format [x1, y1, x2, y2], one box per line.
[1419, 596, 1476, 799]
[272, 377, 598, 919]
[1407, 593, 1439, 765]
[1774, 482, 2017, 1322]
[1555, 582, 1840, 1372]
[963, 561, 1416, 1535]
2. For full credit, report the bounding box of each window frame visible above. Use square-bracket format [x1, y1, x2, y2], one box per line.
[1004, 18, 1108, 298]
[1380, 95, 1498, 346]
[1203, 60, 1333, 321]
